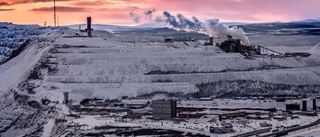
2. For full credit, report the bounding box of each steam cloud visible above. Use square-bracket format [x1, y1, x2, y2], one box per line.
[144, 8, 156, 20]
[156, 11, 250, 45]
[156, 11, 203, 32]
[129, 7, 141, 23]
[127, 9, 249, 45]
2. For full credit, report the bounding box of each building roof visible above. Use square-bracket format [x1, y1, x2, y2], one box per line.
[195, 115, 218, 124]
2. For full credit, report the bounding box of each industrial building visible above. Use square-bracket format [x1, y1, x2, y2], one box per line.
[218, 35, 261, 56]
[209, 123, 234, 134]
[152, 100, 177, 120]
[286, 103, 300, 111]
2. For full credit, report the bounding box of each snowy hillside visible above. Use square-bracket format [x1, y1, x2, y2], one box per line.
[32, 33, 320, 103]
[0, 23, 82, 136]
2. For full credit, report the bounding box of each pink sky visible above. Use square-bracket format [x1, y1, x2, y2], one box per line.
[0, 0, 320, 26]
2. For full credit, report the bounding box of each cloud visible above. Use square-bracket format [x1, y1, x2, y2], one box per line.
[144, 8, 155, 20]
[0, 0, 74, 6]
[0, 2, 9, 6]
[30, 6, 90, 12]
[2, 0, 320, 25]
[0, 8, 14, 11]
[71, 0, 112, 6]
[129, 7, 141, 23]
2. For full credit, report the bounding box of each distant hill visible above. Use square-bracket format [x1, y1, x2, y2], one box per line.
[297, 18, 320, 23]
[65, 18, 320, 35]
[238, 18, 320, 35]
[65, 23, 161, 31]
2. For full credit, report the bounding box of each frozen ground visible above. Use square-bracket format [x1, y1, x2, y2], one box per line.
[0, 22, 320, 136]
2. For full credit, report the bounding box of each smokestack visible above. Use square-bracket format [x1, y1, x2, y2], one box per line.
[155, 12, 250, 45]
[302, 100, 307, 111]
[54, 0, 56, 27]
[313, 99, 317, 111]
[209, 37, 214, 45]
[87, 17, 92, 37]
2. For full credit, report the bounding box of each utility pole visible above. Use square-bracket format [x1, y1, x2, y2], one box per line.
[54, 0, 56, 27]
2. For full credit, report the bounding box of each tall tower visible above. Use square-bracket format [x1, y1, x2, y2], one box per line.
[313, 98, 317, 111]
[87, 17, 92, 37]
[54, 0, 56, 27]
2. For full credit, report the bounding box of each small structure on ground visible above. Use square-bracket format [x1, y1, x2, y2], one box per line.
[63, 92, 69, 104]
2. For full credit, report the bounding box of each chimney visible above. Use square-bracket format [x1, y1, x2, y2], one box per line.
[209, 37, 214, 45]
[87, 17, 92, 37]
[302, 100, 307, 111]
[313, 99, 317, 111]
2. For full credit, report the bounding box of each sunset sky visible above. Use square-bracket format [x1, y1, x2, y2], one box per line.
[0, 0, 320, 26]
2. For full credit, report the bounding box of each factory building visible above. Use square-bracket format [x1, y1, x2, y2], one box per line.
[210, 123, 234, 134]
[217, 35, 261, 56]
[152, 100, 177, 120]
[286, 103, 300, 111]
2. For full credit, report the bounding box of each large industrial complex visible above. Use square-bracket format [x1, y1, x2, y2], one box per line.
[1, 10, 320, 136]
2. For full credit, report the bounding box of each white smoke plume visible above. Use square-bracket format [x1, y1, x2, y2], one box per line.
[203, 19, 250, 45]
[155, 11, 204, 32]
[156, 11, 250, 45]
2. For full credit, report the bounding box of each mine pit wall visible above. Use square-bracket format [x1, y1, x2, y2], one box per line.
[0, 36, 67, 136]
[149, 67, 320, 85]
[195, 80, 320, 98]
[41, 38, 320, 101]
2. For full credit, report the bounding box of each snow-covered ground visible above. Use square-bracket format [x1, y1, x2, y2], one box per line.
[62, 113, 320, 137]
[0, 22, 320, 136]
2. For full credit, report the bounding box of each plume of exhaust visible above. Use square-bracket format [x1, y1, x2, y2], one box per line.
[156, 11, 204, 31]
[204, 19, 250, 45]
[144, 8, 156, 20]
[156, 11, 250, 45]
[129, 7, 141, 23]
